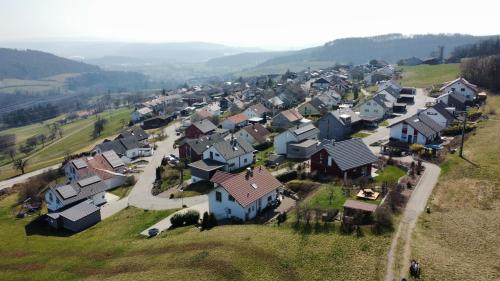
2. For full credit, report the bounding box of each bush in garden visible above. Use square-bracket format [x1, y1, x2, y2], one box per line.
[170, 213, 184, 227]
[183, 210, 200, 225]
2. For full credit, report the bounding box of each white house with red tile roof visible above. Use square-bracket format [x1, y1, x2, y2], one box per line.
[208, 167, 282, 221]
[439, 77, 478, 101]
[221, 113, 249, 130]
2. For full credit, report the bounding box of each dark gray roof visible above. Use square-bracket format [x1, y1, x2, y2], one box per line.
[427, 103, 456, 122]
[319, 138, 378, 171]
[390, 114, 443, 139]
[382, 86, 400, 98]
[289, 124, 320, 141]
[96, 140, 126, 156]
[54, 199, 100, 222]
[51, 175, 109, 206]
[119, 136, 140, 150]
[185, 134, 224, 154]
[372, 94, 392, 109]
[102, 150, 125, 168]
[212, 138, 255, 160]
[192, 119, 217, 133]
[72, 159, 87, 169]
[449, 91, 466, 103]
[116, 127, 149, 141]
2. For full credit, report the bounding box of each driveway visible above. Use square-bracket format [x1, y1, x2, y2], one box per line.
[128, 122, 208, 210]
[140, 201, 209, 236]
[384, 162, 440, 281]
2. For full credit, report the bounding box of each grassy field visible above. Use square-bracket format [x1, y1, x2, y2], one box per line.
[0, 107, 133, 180]
[374, 165, 406, 184]
[398, 64, 460, 88]
[304, 184, 346, 210]
[0, 74, 79, 94]
[0, 190, 392, 281]
[350, 132, 371, 139]
[411, 95, 500, 280]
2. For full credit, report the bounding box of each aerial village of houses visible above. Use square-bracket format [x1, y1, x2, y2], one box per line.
[37, 60, 486, 235]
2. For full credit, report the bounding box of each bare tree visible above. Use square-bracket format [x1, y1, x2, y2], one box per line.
[13, 159, 28, 175]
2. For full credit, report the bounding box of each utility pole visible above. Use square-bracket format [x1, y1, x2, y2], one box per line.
[459, 111, 467, 157]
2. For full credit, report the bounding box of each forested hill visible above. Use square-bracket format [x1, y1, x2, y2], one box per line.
[257, 34, 496, 67]
[0, 48, 100, 80]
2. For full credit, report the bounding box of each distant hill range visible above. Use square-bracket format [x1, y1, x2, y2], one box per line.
[255, 34, 497, 68]
[0, 48, 100, 80]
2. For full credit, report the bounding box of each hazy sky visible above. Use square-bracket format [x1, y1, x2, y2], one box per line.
[1, 0, 499, 49]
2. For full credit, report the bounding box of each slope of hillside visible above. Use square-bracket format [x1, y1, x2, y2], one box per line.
[0, 48, 100, 80]
[412, 96, 500, 280]
[205, 51, 289, 68]
[258, 34, 497, 67]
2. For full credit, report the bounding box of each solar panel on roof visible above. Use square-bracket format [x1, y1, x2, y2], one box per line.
[77, 175, 101, 187]
[56, 185, 77, 199]
[72, 159, 88, 169]
[102, 151, 124, 168]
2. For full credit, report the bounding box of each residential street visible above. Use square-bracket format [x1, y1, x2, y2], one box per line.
[0, 164, 61, 191]
[127, 122, 208, 210]
[363, 88, 432, 150]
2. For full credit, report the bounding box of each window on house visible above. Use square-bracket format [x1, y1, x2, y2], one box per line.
[461, 88, 465, 92]
[215, 153, 220, 157]
[451, 87, 455, 91]
[49, 193, 53, 201]
[364, 109, 369, 112]
[228, 194, 235, 202]
[216, 191, 222, 202]
[268, 196, 272, 202]
[244, 158, 247, 163]
[227, 208, 232, 214]
[374, 109, 378, 113]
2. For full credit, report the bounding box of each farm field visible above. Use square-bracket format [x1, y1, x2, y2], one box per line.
[398, 64, 460, 88]
[411, 95, 500, 280]
[0, 191, 392, 281]
[0, 107, 133, 180]
[0, 73, 79, 94]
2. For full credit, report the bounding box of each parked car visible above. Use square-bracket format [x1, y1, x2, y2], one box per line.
[148, 228, 159, 237]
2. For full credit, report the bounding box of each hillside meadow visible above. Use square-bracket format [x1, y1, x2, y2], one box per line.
[411, 95, 500, 280]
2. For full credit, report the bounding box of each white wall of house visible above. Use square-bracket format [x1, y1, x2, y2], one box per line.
[358, 99, 386, 119]
[442, 82, 476, 101]
[421, 108, 449, 128]
[274, 131, 298, 155]
[389, 123, 428, 144]
[45, 190, 65, 212]
[208, 186, 277, 221]
[91, 191, 107, 206]
[131, 111, 142, 123]
[104, 176, 126, 189]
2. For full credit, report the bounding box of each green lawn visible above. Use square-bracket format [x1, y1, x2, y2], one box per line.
[0, 190, 391, 281]
[398, 64, 460, 88]
[254, 145, 274, 167]
[172, 181, 212, 198]
[350, 132, 371, 139]
[0, 107, 133, 180]
[374, 165, 406, 184]
[109, 185, 133, 199]
[304, 184, 346, 210]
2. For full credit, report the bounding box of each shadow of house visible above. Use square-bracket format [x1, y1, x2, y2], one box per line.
[24, 215, 75, 237]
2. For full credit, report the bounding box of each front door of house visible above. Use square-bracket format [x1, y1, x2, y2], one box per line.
[407, 135, 413, 143]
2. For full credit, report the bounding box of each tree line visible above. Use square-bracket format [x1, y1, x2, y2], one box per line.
[461, 54, 500, 92]
[448, 37, 500, 63]
[1, 104, 60, 127]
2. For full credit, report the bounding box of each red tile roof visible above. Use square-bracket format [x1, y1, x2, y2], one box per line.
[280, 108, 303, 122]
[211, 167, 282, 208]
[242, 123, 270, 144]
[226, 113, 249, 124]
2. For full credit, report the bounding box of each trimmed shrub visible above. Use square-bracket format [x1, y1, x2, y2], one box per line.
[183, 210, 200, 225]
[170, 213, 184, 227]
[276, 170, 297, 182]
